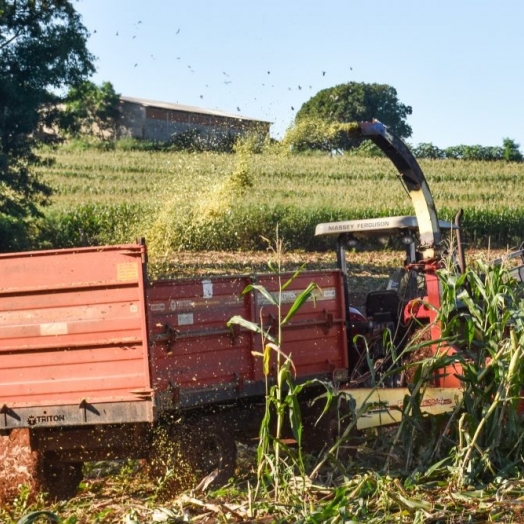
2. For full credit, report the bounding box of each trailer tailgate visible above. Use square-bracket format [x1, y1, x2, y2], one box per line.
[0, 244, 152, 430]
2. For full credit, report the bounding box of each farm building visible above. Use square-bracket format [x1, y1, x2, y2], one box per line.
[118, 96, 271, 146]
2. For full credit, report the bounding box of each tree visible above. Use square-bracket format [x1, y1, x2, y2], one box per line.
[412, 143, 445, 160]
[59, 81, 121, 140]
[503, 138, 523, 163]
[0, 0, 94, 250]
[295, 82, 412, 150]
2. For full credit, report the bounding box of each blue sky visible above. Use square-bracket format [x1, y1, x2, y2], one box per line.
[76, 1, 523, 149]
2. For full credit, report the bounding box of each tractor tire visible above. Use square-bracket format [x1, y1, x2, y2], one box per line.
[301, 398, 361, 463]
[148, 415, 236, 497]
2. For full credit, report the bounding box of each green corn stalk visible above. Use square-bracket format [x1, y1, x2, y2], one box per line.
[227, 229, 320, 502]
[436, 256, 524, 486]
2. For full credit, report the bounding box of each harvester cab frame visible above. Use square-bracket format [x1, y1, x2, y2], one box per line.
[315, 214, 456, 309]
[316, 215, 456, 386]
[315, 120, 464, 390]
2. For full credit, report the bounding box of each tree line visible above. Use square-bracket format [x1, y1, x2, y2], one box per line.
[411, 140, 523, 162]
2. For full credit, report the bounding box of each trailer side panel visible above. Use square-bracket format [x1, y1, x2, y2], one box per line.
[148, 270, 348, 411]
[0, 245, 152, 430]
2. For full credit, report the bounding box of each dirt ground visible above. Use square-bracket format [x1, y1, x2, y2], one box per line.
[150, 247, 508, 309]
[0, 429, 41, 504]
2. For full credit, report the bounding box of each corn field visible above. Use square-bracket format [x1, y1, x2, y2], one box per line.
[35, 145, 524, 258]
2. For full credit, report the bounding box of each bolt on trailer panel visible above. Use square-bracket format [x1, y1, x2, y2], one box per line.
[0, 244, 152, 430]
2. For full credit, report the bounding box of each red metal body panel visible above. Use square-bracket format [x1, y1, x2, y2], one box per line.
[148, 270, 348, 409]
[148, 275, 254, 399]
[0, 245, 152, 429]
[402, 267, 462, 388]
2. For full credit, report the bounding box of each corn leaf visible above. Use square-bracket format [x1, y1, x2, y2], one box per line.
[282, 282, 319, 325]
[240, 283, 278, 307]
[228, 315, 276, 343]
[281, 264, 306, 291]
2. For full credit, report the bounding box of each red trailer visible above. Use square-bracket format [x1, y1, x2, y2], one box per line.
[0, 243, 152, 429]
[0, 243, 349, 500]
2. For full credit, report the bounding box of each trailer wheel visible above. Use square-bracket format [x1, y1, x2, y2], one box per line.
[188, 417, 237, 488]
[0, 429, 40, 504]
[39, 456, 83, 501]
[149, 416, 236, 496]
[0, 431, 83, 503]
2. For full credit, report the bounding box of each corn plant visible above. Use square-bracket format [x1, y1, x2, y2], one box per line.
[227, 230, 319, 502]
[358, 253, 524, 485]
[434, 257, 524, 486]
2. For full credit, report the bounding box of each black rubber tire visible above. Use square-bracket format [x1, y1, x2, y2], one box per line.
[188, 417, 237, 488]
[301, 397, 361, 463]
[148, 415, 237, 496]
[39, 458, 83, 500]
